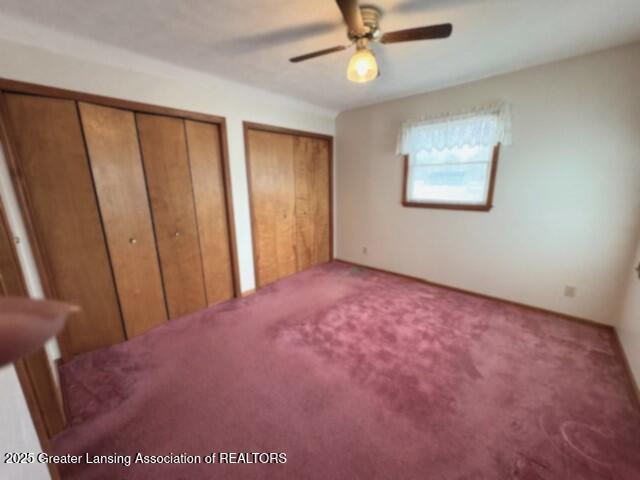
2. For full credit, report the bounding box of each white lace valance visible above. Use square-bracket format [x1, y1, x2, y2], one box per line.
[396, 102, 512, 156]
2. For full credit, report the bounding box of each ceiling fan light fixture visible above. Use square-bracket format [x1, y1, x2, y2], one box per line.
[290, 1, 452, 85]
[347, 45, 378, 83]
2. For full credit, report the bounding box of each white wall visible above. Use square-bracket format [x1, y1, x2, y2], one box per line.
[336, 42, 640, 325]
[0, 365, 50, 480]
[617, 235, 640, 385]
[0, 13, 336, 300]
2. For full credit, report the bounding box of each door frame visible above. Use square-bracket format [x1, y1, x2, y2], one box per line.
[243, 121, 334, 290]
[0, 196, 63, 480]
[0, 78, 242, 359]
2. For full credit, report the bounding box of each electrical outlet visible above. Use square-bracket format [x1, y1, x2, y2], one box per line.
[564, 285, 576, 298]
[362, 246, 368, 255]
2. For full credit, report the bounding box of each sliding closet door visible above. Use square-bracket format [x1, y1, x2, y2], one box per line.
[3, 94, 124, 356]
[293, 136, 331, 270]
[185, 120, 234, 304]
[246, 129, 297, 287]
[79, 103, 168, 337]
[246, 126, 331, 287]
[136, 113, 207, 318]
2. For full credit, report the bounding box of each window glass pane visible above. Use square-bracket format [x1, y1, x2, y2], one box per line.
[407, 145, 493, 205]
[413, 144, 490, 165]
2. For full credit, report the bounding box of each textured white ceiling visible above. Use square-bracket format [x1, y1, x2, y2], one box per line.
[1, 0, 639, 111]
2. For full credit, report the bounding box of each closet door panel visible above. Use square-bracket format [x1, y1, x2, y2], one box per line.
[293, 136, 330, 270]
[311, 138, 331, 264]
[293, 137, 313, 271]
[247, 130, 297, 287]
[136, 113, 207, 318]
[3, 93, 124, 355]
[0, 202, 24, 296]
[185, 120, 234, 304]
[79, 103, 168, 337]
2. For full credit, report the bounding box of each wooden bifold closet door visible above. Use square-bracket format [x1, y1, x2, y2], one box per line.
[185, 120, 235, 304]
[136, 114, 235, 317]
[246, 125, 331, 288]
[136, 113, 207, 319]
[78, 103, 168, 338]
[0, 85, 236, 359]
[3, 93, 125, 357]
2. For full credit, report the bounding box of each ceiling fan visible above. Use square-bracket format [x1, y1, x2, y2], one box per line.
[290, 0, 453, 84]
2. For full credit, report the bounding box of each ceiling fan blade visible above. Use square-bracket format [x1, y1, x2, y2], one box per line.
[290, 45, 348, 63]
[335, 0, 368, 36]
[380, 23, 453, 44]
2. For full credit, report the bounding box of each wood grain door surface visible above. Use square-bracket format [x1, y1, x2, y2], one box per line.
[136, 113, 207, 318]
[247, 129, 297, 287]
[247, 128, 331, 287]
[3, 93, 125, 357]
[0, 202, 24, 297]
[2, 87, 237, 359]
[293, 136, 331, 271]
[79, 102, 168, 337]
[185, 120, 234, 305]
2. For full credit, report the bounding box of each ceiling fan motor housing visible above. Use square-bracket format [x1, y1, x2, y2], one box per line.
[355, 5, 383, 41]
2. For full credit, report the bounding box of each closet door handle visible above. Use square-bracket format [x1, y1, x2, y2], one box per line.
[174, 231, 181, 237]
[129, 237, 137, 245]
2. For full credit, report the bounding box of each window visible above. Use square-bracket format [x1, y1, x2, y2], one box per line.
[403, 143, 499, 211]
[397, 103, 510, 212]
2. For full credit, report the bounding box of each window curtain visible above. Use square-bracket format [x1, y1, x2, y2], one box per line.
[396, 102, 512, 157]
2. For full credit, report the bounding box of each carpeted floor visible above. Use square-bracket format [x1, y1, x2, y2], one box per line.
[52, 262, 640, 479]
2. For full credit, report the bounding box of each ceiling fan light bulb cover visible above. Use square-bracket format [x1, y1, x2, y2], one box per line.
[347, 47, 378, 83]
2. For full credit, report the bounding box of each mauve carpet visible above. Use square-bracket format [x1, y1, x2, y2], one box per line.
[52, 262, 640, 479]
